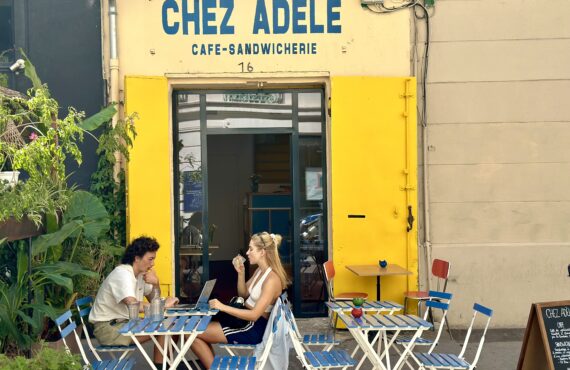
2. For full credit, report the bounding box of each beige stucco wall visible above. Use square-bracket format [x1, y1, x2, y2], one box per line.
[421, 0, 570, 328]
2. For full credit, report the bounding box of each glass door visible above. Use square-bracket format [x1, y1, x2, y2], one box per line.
[292, 92, 328, 317]
[174, 89, 327, 316]
[174, 93, 205, 303]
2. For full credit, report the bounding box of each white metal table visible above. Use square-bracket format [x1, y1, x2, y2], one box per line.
[326, 300, 403, 314]
[339, 313, 432, 370]
[118, 314, 212, 370]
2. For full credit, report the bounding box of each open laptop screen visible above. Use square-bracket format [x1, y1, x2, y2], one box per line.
[171, 279, 217, 310]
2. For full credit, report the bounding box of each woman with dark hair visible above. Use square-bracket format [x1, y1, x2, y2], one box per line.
[89, 236, 179, 367]
[190, 232, 289, 368]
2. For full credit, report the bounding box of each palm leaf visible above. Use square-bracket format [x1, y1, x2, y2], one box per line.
[19, 49, 42, 90]
[79, 104, 117, 131]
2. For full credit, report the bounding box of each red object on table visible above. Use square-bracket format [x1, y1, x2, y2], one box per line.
[351, 307, 363, 318]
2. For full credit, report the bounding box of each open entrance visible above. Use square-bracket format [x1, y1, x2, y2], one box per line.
[174, 90, 327, 316]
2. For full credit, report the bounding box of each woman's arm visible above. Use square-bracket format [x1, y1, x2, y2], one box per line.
[238, 267, 260, 299]
[236, 265, 248, 298]
[210, 275, 281, 322]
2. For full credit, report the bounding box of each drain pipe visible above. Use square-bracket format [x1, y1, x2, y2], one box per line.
[108, 0, 122, 177]
[421, 115, 432, 292]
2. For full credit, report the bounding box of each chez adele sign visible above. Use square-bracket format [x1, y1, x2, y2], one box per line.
[161, 0, 342, 56]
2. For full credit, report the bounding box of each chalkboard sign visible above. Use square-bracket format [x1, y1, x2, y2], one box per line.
[518, 301, 570, 370]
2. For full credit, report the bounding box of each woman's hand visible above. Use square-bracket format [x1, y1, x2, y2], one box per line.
[165, 296, 179, 308]
[209, 298, 227, 312]
[232, 255, 246, 274]
[234, 263, 245, 275]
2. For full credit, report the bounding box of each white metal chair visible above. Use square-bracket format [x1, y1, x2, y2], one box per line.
[410, 303, 493, 370]
[75, 296, 135, 361]
[323, 260, 368, 330]
[394, 291, 453, 370]
[219, 292, 339, 356]
[283, 297, 356, 369]
[210, 302, 284, 370]
[404, 259, 450, 317]
[54, 310, 135, 370]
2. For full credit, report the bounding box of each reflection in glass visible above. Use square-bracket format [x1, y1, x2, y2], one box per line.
[206, 93, 293, 129]
[177, 93, 203, 302]
[297, 92, 327, 315]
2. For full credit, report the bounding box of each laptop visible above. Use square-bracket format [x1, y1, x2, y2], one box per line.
[171, 279, 217, 310]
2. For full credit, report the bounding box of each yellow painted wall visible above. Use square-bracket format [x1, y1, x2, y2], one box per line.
[116, 1, 418, 304]
[124, 76, 173, 291]
[330, 76, 418, 303]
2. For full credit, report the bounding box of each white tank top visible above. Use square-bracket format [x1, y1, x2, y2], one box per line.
[245, 267, 273, 313]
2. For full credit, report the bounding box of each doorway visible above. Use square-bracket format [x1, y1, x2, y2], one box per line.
[173, 90, 328, 316]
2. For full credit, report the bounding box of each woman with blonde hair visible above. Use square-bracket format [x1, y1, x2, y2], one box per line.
[190, 232, 289, 368]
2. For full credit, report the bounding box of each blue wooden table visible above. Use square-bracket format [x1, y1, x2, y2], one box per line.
[339, 313, 432, 370]
[165, 305, 219, 316]
[326, 300, 403, 314]
[118, 315, 212, 370]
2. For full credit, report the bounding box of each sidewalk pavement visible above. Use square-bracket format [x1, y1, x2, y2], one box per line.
[125, 317, 523, 369]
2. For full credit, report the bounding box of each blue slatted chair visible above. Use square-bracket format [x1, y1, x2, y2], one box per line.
[281, 292, 339, 351]
[54, 310, 136, 370]
[284, 299, 356, 369]
[219, 293, 338, 356]
[75, 296, 135, 361]
[211, 303, 283, 370]
[410, 303, 493, 370]
[394, 291, 453, 370]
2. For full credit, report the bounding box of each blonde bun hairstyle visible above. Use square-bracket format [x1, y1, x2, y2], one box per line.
[251, 232, 289, 288]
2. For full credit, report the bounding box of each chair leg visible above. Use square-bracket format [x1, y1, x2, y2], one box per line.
[417, 300, 423, 318]
[404, 297, 409, 314]
[444, 312, 454, 341]
[328, 312, 339, 343]
[427, 306, 435, 332]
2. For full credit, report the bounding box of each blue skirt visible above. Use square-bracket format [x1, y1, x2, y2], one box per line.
[215, 311, 268, 345]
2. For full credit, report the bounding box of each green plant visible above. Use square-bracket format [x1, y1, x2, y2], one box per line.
[0, 191, 122, 354]
[0, 51, 118, 225]
[32, 191, 123, 307]
[90, 114, 137, 245]
[0, 238, 95, 356]
[0, 52, 137, 355]
[0, 344, 82, 369]
[0, 73, 8, 88]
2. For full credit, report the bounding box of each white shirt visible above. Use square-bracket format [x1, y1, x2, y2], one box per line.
[89, 264, 153, 322]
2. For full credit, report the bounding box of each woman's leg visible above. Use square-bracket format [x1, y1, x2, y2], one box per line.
[137, 335, 165, 363]
[191, 321, 227, 369]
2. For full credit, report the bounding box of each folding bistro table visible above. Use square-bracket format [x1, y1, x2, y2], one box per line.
[119, 314, 212, 370]
[338, 312, 432, 370]
[326, 300, 403, 315]
[346, 264, 412, 301]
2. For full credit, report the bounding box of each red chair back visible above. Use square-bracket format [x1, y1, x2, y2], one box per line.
[432, 259, 450, 279]
[431, 259, 450, 292]
[323, 260, 335, 282]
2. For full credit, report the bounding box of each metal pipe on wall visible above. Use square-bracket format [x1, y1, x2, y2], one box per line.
[421, 117, 432, 292]
[108, 0, 121, 177]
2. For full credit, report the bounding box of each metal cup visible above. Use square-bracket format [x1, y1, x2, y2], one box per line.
[127, 302, 139, 321]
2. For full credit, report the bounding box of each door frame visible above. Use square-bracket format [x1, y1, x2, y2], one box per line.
[172, 88, 328, 315]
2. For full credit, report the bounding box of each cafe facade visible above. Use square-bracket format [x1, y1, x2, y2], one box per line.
[108, 0, 418, 317]
[100, 0, 570, 328]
